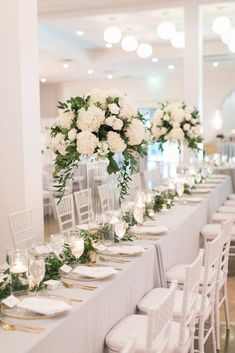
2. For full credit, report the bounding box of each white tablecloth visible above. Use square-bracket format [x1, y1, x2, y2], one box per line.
[1, 177, 233, 353]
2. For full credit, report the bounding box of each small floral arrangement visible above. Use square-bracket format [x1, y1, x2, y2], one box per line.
[50, 89, 147, 200]
[153, 189, 175, 213]
[151, 101, 203, 151]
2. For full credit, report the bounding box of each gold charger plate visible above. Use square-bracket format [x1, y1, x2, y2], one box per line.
[59, 263, 117, 282]
[1, 293, 71, 320]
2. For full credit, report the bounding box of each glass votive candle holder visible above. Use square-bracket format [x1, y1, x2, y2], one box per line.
[8, 249, 29, 295]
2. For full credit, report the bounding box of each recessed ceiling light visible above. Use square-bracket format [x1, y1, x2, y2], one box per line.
[40, 78, 47, 83]
[106, 43, 112, 48]
[88, 69, 93, 75]
[168, 64, 174, 70]
[152, 57, 159, 63]
[212, 62, 219, 67]
[63, 63, 69, 68]
[107, 74, 113, 79]
[76, 30, 84, 36]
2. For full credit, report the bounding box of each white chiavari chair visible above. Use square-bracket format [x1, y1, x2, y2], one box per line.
[214, 219, 233, 350]
[105, 282, 177, 353]
[229, 193, 235, 200]
[98, 184, 110, 214]
[74, 189, 93, 224]
[8, 209, 34, 249]
[138, 250, 204, 353]
[166, 233, 224, 353]
[43, 190, 56, 218]
[218, 205, 235, 213]
[211, 212, 235, 223]
[54, 194, 75, 233]
[224, 199, 235, 206]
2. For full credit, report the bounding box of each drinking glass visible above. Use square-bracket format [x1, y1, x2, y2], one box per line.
[50, 233, 64, 256]
[8, 249, 29, 295]
[195, 173, 202, 184]
[133, 206, 144, 225]
[176, 181, 184, 198]
[114, 221, 127, 240]
[70, 236, 84, 260]
[29, 257, 45, 292]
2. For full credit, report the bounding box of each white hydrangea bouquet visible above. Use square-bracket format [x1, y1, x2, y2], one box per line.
[151, 101, 203, 152]
[50, 89, 147, 200]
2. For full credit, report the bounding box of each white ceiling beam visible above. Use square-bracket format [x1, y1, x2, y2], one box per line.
[38, 0, 235, 19]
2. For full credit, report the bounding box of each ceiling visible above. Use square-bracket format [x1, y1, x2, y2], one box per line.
[37, 0, 235, 83]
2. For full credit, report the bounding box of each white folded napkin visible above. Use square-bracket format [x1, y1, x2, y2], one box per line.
[199, 183, 216, 188]
[143, 220, 159, 227]
[209, 174, 227, 179]
[17, 297, 72, 316]
[192, 188, 212, 194]
[206, 179, 224, 183]
[106, 245, 145, 255]
[131, 225, 168, 235]
[185, 197, 203, 203]
[73, 266, 117, 278]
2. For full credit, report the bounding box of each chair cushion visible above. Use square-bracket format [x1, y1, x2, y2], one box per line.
[166, 264, 222, 285]
[212, 213, 235, 223]
[229, 194, 235, 200]
[218, 206, 235, 213]
[224, 200, 235, 206]
[138, 288, 211, 321]
[105, 314, 185, 353]
[201, 223, 235, 240]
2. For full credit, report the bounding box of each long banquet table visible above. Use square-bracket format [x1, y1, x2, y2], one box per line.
[0, 176, 233, 353]
[214, 166, 235, 192]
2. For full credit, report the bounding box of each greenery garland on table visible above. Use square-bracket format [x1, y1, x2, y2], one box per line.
[153, 189, 175, 213]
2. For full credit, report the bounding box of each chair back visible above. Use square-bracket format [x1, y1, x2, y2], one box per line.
[178, 249, 204, 352]
[121, 335, 136, 353]
[146, 282, 177, 353]
[54, 194, 75, 233]
[201, 232, 224, 315]
[98, 184, 110, 213]
[220, 218, 233, 280]
[74, 189, 93, 224]
[8, 209, 34, 248]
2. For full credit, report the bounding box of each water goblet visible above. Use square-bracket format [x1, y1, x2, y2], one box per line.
[29, 257, 45, 292]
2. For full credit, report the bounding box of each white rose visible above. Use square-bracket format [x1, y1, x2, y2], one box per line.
[108, 103, 120, 115]
[76, 131, 98, 156]
[119, 97, 137, 120]
[88, 88, 107, 108]
[106, 115, 116, 127]
[153, 109, 164, 119]
[192, 125, 201, 136]
[163, 113, 171, 121]
[173, 122, 180, 129]
[184, 113, 191, 121]
[172, 108, 185, 122]
[169, 127, 184, 141]
[50, 133, 67, 155]
[68, 128, 77, 141]
[57, 110, 74, 129]
[125, 119, 146, 146]
[183, 123, 190, 131]
[151, 126, 161, 139]
[185, 104, 195, 114]
[77, 105, 105, 132]
[107, 131, 126, 153]
[112, 118, 123, 131]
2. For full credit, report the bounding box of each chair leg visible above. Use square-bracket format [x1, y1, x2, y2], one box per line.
[198, 318, 205, 353]
[215, 290, 221, 351]
[210, 309, 217, 353]
[223, 281, 230, 331]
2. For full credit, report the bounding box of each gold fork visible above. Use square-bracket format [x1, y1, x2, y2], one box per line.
[0, 320, 44, 334]
[99, 256, 129, 264]
[62, 282, 97, 290]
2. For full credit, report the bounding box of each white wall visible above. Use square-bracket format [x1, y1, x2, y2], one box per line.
[40, 67, 235, 143]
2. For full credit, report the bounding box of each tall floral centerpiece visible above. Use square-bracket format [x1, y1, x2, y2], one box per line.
[151, 101, 203, 153]
[49, 89, 147, 201]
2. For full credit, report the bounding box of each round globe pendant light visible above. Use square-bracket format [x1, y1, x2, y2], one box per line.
[157, 21, 176, 40]
[121, 35, 138, 52]
[103, 26, 122, 44]
[221, 28, 235, 45]
[212, 16, 231, 36]
[137, 43, 153, 58]
[171, 31, 185, 48]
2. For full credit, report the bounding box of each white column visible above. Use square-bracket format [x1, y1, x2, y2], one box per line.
[0, 0, 43, 260]
[184, 5, 203, 112]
